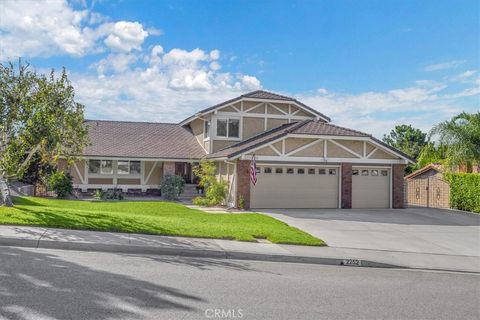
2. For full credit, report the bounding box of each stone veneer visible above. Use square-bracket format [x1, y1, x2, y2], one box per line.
[341, 163, 352, 209]
[236, 160, 251, 209]
[392, 164, 406, 208]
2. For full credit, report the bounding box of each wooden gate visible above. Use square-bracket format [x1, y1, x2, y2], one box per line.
[405, 177, 450, 208]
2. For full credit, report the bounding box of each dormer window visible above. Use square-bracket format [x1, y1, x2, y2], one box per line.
[216, 118, 240, 138]
[204, 120, 210, 139]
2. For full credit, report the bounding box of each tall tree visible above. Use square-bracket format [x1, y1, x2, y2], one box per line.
[383, 125, 427, 173]
[383, 125, 428, 159]
[430, 112, 480, 170]
[0, 60, 89, 206]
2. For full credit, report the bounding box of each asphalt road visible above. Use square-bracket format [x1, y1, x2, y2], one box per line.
[0, 247, 479, 320]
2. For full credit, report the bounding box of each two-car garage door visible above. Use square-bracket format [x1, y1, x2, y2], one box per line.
[250, 165, 391, 209]
[250, 166, 339, 209]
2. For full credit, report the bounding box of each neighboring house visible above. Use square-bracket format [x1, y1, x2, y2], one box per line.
[63, 90, 414, 209]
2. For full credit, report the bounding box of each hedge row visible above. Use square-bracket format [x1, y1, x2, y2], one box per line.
[444, 173, 480, 213]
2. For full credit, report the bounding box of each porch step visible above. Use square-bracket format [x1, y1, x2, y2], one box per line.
[178, 184, 199, 201]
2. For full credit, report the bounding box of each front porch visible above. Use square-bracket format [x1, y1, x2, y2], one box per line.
[67, 158, 198, 193]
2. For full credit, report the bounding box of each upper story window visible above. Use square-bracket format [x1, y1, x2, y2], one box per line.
[204, 120, 210, 139]
[216, 118, 240, 138]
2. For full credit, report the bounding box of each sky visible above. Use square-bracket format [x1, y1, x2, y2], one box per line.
[0, 0, 478, 137]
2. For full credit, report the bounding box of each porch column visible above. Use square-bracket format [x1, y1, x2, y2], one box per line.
[392, 164, 406, 208]
[236, 160, 250, 209]
[341, 163, 352, 209]
[164, 161, 176, 176]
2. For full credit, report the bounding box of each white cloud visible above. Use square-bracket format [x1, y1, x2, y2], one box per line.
[297, 76, 479, 137]
[91, 53, 138, 74]
[424, 60, 466, 72]
[73, 46, 262, 122]
[104, 21, 148, 52]
[0, 0, 150, 60]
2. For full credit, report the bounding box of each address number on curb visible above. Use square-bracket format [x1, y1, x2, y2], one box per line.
[341, 259, 361, 266]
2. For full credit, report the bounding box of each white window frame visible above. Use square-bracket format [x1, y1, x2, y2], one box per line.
[117, 160, 141, 176]
[100, 160, 113, 175]
[213, 116, 242, 141]
[203, 120, 211, 141]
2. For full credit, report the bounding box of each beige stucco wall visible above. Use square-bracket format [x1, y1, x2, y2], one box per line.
[189, 118, 207, 150]
[337, 140, 363, 155]
[292, 140, 324, 157]
[327, 141, 356, 158]
[212, 140, 236, 153]
[285, 138, 316, 154]
[244, 101, 265, 114]
[89, 178, 113, 184]
[69, 160, 86, 184]
[117, 178, 141, 184]
[370, 149, 399, 159]
[267, 118, 288, 130]
[243, 117, 264, 139]
[144, 161, 164, 185]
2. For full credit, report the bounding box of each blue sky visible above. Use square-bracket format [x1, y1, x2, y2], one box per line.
[0, 0, 478, 137]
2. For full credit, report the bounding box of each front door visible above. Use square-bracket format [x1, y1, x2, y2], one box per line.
[175, 162, 192, 183]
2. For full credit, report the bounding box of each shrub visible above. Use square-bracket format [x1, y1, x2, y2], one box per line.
[238, 195, 246, 209]
[192, 180, 227, 207]
[48, 171, 73, 198]
[160, 174, 185, 200]
[444, 173, 480, 213]
[93, 188, 124, 200]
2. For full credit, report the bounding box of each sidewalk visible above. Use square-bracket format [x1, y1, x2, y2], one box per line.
[0, 225, 478, 273]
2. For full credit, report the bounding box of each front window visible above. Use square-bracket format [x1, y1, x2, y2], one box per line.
[88, 160, 101, 174]
[216, 118, 240, 138]
[118, 161, 130, 174]
[101, 160, 113, 174]
[130, 161, 141, 174]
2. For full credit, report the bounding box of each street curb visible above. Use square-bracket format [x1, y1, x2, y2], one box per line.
[0, 237, 404, 270]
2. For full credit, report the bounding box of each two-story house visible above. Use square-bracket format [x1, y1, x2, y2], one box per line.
[64, 90, 413, 209]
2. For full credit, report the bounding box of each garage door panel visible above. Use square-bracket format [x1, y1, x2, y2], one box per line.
[250, 166, 339, 209]
[352, 168, 390, 208]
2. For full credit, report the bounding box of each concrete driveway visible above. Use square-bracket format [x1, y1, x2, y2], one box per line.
[260, 208, 480, 257]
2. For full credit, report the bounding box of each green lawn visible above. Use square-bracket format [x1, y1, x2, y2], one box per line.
[0, 197, 325, 246]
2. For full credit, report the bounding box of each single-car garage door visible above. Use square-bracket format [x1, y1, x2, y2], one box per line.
[250, 166, 339, 209]
[352, 167, 390, 208]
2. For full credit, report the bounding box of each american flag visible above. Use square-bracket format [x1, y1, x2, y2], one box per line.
[250, 154, 257, 186]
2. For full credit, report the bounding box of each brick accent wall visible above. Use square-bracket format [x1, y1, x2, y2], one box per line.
[163, 162, 175, 175]
[392, 164, 406, 208]
[236, 160, 251, 209]
[341, 163, 352, 209]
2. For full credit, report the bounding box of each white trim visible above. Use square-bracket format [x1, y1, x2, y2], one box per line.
[269, 144, 282, 156]
[338, 165, 342, 209]
[242, 155, 408, 164]
[144, 161, 159, 184]
[72, 162, 85, 184]
[255, 163, 340, 167]
[267, 103, 288, 115]
[285, 139, 323, 157]
[366, 147, 378, 158]
[84, 156, 198, 162]
[244, 101, 265, 113]
[327, 139, 363, 158]
[217, 111, 312, 121]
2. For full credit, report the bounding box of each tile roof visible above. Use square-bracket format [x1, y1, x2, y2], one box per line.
[207, 119, 415, 162]
[180, 90, 331, 124]
[404, 163, 443, 180]
[83, 120, 206, 159]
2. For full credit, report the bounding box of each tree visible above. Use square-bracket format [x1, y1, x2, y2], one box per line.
[0, 60, 89, 206]
[430, 111, 480, 171]
[383, 125, 427, 173]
